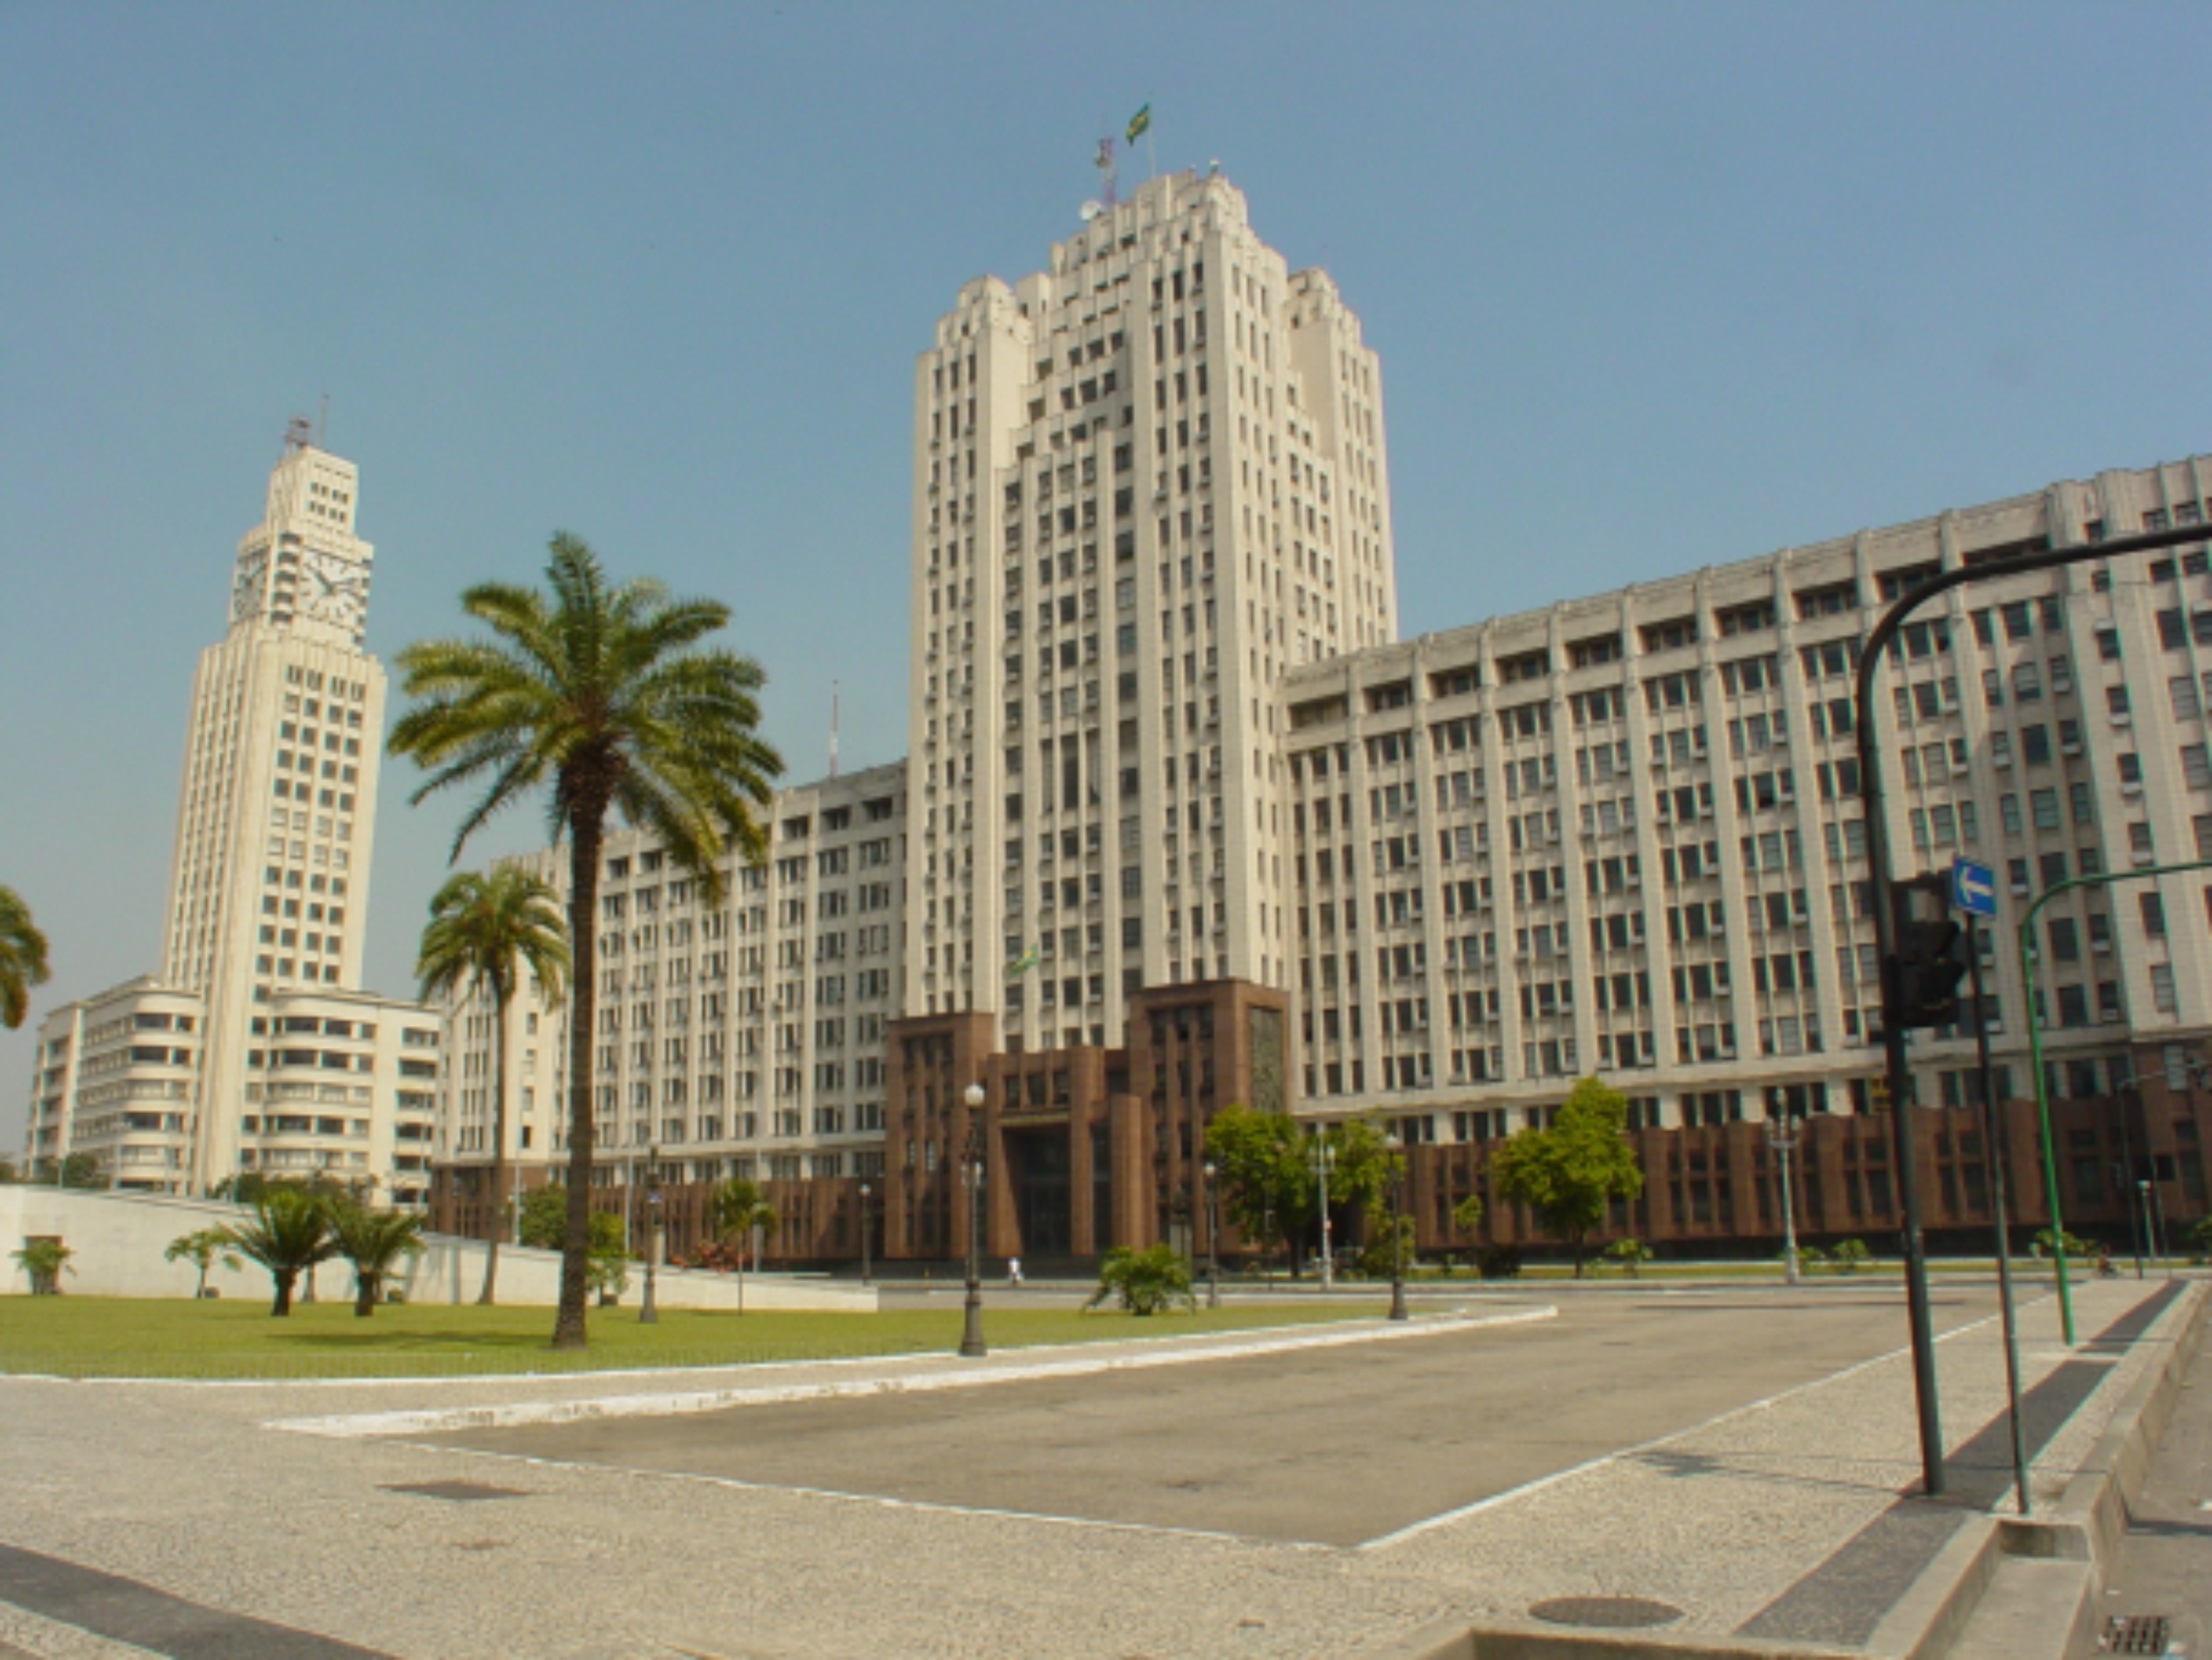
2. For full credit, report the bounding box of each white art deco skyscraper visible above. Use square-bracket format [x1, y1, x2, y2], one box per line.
[26, 424, 439, 1199]
[904, 169, 1395, 1051]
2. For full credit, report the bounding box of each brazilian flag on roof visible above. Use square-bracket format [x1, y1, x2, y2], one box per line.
[1126, 103, 1150, 145]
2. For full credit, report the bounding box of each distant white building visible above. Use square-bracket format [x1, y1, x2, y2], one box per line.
[431, 761, 907, 1192]
[23, 427, 439, 1199]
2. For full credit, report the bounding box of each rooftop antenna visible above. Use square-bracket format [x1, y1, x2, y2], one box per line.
[1094, 136, 1117, 210]
[283, 415, 313, 454]
[829, 680, 840, 779]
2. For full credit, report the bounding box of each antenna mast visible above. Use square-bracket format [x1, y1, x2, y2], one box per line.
[1095, 137, 1117, 209]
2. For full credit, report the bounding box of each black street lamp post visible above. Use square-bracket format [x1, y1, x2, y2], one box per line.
[859, 1180, 873, 1287]
[640, 1148, 661, 1325]
[1385, 1133, 1408, 1322]
[1201, 1159, 1220, 1309]
[960, 1082, 987, 1357]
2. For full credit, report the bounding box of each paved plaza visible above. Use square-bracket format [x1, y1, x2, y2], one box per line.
[0, 1276, 2201, 1658]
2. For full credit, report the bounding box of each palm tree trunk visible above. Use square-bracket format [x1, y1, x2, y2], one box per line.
[355, 1273, 376, 1316]
[479, 978, 509, 1306]
[272, 1270, 296, 1317]
[553, 809, 604, 1350]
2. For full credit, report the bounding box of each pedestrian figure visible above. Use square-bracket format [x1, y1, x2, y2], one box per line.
[1009, 1257, 1024, 1287]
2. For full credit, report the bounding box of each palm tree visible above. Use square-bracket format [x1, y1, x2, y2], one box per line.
[416, 866, 569, 1306]
[389, 534, 782, 1350]
[1, 886, 53, 1029]
[164, 1228, 242, 1299]
[328, 1201, 427, 1316]
[710, 1178, 780, 1314]
[220, 1190, 339, 1316]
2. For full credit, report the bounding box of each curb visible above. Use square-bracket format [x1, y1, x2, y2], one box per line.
[268, 1303, 1559, 1439]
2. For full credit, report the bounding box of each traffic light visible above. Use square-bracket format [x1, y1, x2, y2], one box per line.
[1890, 875, 1972, 1029]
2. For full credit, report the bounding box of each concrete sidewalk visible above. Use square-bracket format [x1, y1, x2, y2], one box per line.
[0, 1279, 2197, 1658]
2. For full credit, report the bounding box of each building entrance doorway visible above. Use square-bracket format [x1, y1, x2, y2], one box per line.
[1007, 1129, 1071, 1257]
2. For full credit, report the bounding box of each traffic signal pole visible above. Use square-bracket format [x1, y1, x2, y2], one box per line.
[1852, 518, 2210, 1499]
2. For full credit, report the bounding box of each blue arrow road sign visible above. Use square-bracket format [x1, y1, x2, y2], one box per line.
[1951, 858, 1997, 918]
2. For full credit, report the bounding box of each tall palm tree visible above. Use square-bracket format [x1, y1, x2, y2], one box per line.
[417, 866, 569, 1306]
[220, 1190, 339, 1316]
[0, 886, 53, 1029]
[390, 534, 781, 1350]
[328, 1200, 427, 1316]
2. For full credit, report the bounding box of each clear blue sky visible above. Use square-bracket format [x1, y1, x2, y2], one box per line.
[4, 3, 2208, 1146]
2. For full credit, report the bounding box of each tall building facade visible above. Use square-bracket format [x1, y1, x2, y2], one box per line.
[903, 171, 1393, 1048]
[25, 430, 439, 1199]
[1280, 458, 2212, 1146]
[428, 763, 909, 1240]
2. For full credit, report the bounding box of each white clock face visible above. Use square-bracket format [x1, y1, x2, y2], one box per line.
[300, 550, 367, 631]
[231, 551, 269, 622]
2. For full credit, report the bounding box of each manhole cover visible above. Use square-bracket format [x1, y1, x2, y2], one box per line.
[380, 1480, 530, 1503]
[2101, 1614, 2172, 1656]
[1529, 1596, 1685, 1630]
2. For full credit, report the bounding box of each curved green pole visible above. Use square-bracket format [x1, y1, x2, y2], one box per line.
[2016, 856, 2212, 1345]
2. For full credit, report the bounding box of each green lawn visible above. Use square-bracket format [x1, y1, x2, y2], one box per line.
[0, 1297, 1376, 1381]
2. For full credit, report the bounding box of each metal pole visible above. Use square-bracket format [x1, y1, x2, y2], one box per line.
[1202, 1160, 1220, 1310]
[2017, 859, 2210, 1342]
[860, 1181, 873, 1288]
[2147, 1178, 2171, 1278]
[1970, 923, 2031, 1518]
[1388, 1136, 1409, 1322]
[1770, 1118, 1801, 1286]
[639, 1149, 660, 1324]
[960, 1085, 987, 1357]
[1316, 1139, 1334, 1293]
[2117, 1102, 2145, 1279]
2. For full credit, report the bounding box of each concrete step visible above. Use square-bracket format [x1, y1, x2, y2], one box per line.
[1941, 1553, 2094, 1660]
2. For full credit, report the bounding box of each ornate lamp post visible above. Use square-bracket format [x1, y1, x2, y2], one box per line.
[960, 1082, 987, 1357]
[1201, 1159, 1221, 1310]
[859, 1180, 873, 1288]
[1385, 1133, 1409, 1321]
[1767, 1115, 1802, 1286]
[639, 1146, 661, 1324]
[1312, 1136, 1336, 1291]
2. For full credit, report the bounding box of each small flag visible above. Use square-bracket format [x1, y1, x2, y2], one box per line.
[1006, 944, 1040, 981]
[1126, 103, 1151, 145]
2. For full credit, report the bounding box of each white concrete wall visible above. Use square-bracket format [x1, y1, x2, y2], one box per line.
[0, 1186, 874, 1311]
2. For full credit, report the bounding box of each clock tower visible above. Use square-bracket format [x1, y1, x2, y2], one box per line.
[160, 422, 394, 1192]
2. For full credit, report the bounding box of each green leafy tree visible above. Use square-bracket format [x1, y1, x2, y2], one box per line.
[0, 1157, 18, 1184]
[1451, 1192, 1487, 1268]
[416, 865, 569, 1307]
[1489, 1076, 1645, 1278]
[2188, 1216, 2212, 1264]
[220, 1190, 339, 1316]
[12, 1239, 74, 1294]
[164, 1228, 242, 1298]
[517, 1183, 569, 1250]
[1604, 1237, 1651, 1278]
[1359, 1213, 1416, 1280]
[1829, 1237, 1872, 1274]
[328, 1201, 427, 1316]
[0, 886, 53, 1030]
[1085, 1244, 1195, 1315]
[1203, 1108, 1393, 1277]
[390, 534, 782, 1350]
[50, 1151, 105, 1190]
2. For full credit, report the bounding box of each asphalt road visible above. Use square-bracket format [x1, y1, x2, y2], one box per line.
[425, 1286, 2005, 1548]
